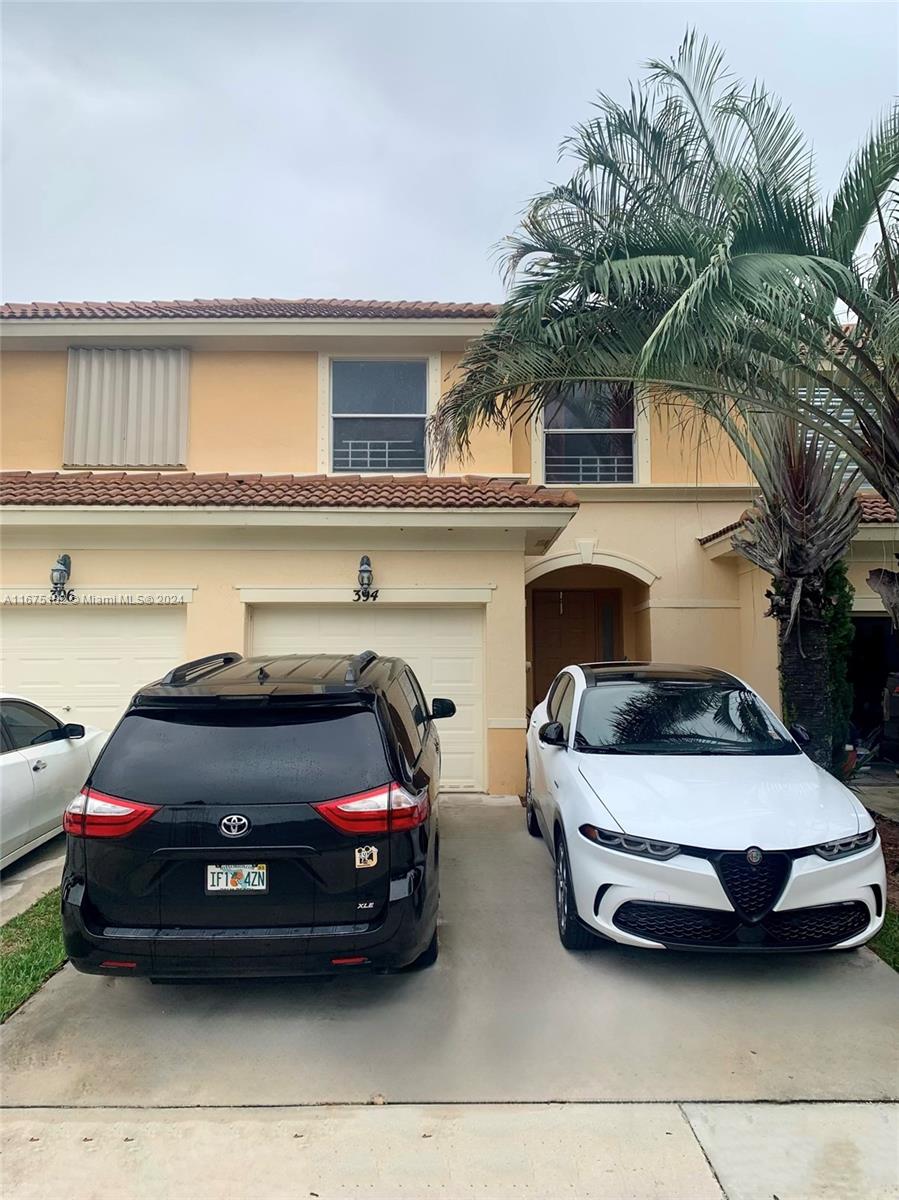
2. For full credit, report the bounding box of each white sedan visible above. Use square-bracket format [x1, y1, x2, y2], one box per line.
[1, 694, 107, 869]
[526, 663, 886, 952]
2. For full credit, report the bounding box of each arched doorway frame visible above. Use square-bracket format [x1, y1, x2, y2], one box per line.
[525, 548, 660, 587]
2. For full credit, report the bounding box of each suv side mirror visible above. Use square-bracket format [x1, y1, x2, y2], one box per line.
[430, 698, 456, 720]
[538, 720, 567, 748]
[789, 723, 811, 748]
[61, 722, 85, 740]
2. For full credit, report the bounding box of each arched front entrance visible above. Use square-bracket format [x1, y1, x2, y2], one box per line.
[525, 564, 652, 707]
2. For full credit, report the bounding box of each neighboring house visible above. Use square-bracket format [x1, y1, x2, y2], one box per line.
[0, 297, 896, 794]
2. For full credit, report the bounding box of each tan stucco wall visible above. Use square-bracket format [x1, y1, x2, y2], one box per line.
[2, 345, 754, 490]
[0, 351, 68, 470]
[650, 403, 752, 486]
[0, 525, 528, 795]
[736, 564, 780, 709]
[526, 498, 782, 714]
[1, 347, 524, 479]
[189, 352, 319, 474]
[438, 351, 516, 476]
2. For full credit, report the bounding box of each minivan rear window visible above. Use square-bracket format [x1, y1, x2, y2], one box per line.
[91, 707, 390, 806]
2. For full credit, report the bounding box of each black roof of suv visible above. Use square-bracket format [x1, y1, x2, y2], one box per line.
[133, 650, 404, 706]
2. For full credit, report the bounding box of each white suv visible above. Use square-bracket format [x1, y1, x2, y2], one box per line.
[526, 663, 885, 952]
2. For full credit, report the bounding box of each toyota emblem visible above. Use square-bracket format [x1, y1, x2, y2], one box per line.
[746, 846, 763, 866]
[220, 814, 250, 838]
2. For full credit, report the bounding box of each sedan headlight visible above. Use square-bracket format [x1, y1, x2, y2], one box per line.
[814, 828, 877, 860]
[579, 824, 680, 860]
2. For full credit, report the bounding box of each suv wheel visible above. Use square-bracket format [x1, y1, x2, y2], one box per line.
[555, 834, 596, 951]
[525, 764, 542, 839]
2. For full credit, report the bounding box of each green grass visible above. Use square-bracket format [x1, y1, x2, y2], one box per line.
[870, 908, 899, 973]
[1, 887, 66, 1022]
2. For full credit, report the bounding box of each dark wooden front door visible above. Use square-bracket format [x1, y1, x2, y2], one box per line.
[532, 589, 620, 702]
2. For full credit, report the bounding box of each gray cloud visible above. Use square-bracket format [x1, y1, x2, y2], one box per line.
[2, 1, 896, 302]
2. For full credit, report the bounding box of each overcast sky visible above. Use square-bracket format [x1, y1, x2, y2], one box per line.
[2, 1, 896, 304]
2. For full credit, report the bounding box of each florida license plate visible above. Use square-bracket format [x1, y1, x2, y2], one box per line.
[206, 864, 267, 893]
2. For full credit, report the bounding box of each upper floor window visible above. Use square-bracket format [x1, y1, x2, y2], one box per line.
[65, 348, 189, 469]
[331, 360, 427, 473]
[543, 382, 635, 485]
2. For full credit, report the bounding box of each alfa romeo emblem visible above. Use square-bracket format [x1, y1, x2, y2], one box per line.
[746, 846, 763, 866]
[220, 814, 250, 838]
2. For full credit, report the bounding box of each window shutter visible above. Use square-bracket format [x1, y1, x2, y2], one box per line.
[64, 348, 189, 468]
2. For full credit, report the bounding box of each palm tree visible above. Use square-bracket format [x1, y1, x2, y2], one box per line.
[718, 409, 861, 763]
[430, 32, 887, 763]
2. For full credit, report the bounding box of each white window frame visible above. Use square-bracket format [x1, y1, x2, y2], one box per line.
[530, 385, 650, 486]
[318, 353, 440, 475]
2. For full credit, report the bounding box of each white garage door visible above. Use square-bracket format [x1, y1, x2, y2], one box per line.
[249, 605, 485, 791]
[0, 605, 186, 730]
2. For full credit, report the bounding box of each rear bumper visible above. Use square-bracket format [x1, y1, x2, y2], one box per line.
[62, 876, 436, 978]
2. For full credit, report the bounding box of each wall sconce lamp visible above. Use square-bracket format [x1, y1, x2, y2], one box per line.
[50, 553, 72, 599]
[353, 555, 379, 603]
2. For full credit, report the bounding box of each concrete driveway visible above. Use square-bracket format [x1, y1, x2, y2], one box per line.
[0, 834, 65, 922]
[3, 796, 898, 1107]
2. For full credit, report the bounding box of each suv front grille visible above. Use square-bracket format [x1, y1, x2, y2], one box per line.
[613, 902, 739, 944]
[714, 851, 790, 921]
[764, 902, 869, 946]
[612, 899, 870, 949]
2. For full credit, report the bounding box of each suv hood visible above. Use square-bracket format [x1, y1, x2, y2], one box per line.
[577, 752, 865, 850]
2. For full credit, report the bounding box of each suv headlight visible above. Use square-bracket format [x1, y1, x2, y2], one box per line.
[814, 828, 877, 860]
[579, 824, 680, 860]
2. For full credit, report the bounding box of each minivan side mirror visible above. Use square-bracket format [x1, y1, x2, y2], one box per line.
[61, 722, 85, 740]
[431, 698, 456, 720]
[538, 720, 567, 748]
[789, 723, 811, 748]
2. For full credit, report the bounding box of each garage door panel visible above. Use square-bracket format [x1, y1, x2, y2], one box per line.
[431, 657, 478, 690]
[250, 605, 484, 791]
[0, 606, 186, 730]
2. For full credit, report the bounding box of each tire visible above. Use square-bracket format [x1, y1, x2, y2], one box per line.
[409, 926, 439, 969]
[525, 763, 543, 838]
[554, 833, 597, 951]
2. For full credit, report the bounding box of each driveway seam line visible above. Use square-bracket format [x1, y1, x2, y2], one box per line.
[677, 1102, 728, 1199]
[3, 1099, 897, 1112]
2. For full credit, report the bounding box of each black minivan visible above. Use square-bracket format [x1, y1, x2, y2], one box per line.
[62, 650, 454, 978]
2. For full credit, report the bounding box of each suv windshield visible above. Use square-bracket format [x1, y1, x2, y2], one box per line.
[91, 706, 390, 805]
[574, 680, 799, 756]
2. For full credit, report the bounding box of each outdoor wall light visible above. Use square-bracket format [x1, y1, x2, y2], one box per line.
[50, 553, 72, 599]
[354, 555, 379, 603]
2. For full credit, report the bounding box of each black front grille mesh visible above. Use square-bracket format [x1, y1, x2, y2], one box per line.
[612, 899, 870, 948]
[765, 902, 869, 946]
[715, 851, 790, 920]
[613, 902, 739, 944]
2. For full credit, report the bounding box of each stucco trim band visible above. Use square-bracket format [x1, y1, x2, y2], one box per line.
[632, 598, 741, 611]
[237, 586, 495, 605]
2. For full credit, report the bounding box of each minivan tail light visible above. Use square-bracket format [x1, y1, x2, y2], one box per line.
[312, 783, 428, 834]
[64, 788, 159, 838]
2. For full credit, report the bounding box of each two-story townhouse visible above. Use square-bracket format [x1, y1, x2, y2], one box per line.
[1, 297, 896, 793]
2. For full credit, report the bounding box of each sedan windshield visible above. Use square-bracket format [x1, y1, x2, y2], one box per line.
[575, 680, 799, 756]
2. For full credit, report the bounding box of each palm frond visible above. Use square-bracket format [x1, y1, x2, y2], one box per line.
[826, 104, 899, 263]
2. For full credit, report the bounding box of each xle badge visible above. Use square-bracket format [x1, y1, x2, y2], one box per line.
[355, 845, 379, 869]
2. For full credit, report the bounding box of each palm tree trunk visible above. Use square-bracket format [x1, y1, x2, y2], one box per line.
[777, 614, 832, 769]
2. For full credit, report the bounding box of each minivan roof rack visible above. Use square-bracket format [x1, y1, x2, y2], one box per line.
[344, 650, 378, 685]
[161, 651, 244, 687]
